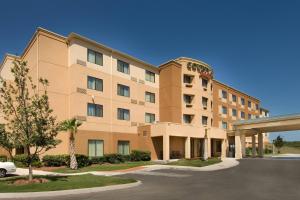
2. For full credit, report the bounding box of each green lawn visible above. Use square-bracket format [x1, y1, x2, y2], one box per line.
[276, 146, 300, 154]
[166, 158, 221, 167]
[51, 161, 153, 173]
[0, 174, 136, 193]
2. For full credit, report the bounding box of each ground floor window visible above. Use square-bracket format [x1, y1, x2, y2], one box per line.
[88, 140, 104, 157]
[118, 141, 130, 155]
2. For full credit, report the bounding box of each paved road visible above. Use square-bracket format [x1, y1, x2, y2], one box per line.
[7, 159, 300, 200]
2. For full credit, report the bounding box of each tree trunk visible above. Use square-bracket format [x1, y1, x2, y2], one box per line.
[69, 132, 78, 170]
[27, 147, 33, 181]
[28, 163, 33, 182]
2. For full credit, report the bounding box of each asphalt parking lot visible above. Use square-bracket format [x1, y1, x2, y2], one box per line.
[6, 159, 300, 200]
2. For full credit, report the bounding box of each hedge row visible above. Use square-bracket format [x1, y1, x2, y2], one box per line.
[0, 155, 7, 162]
[43, 150, 151, 167]
[1, 150, 151, 168]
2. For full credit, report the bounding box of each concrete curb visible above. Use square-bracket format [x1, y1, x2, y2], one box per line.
[0, 180, 141, 199]
[140, 158, 239, 172]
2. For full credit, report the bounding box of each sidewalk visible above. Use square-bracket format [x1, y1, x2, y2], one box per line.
[14, 158, 239, 177]
[140, 158, 239, 172]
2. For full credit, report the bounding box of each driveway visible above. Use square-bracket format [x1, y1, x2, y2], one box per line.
[5, 159, 300, 200]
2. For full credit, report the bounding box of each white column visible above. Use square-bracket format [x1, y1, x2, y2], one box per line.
[241, 133, 246, 158]
[252, 134, 256, 157]
[163, 135, 170, 160]
[203, 138, 209, 160]
[235, 133, 242, 159]
[258, 133, 263, 157]
[221, 139, 227, 159]
[185, 137, 191, 159]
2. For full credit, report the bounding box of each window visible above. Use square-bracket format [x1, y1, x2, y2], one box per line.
[87, 103, 103, 117]
[248, 114, 252, 119]
[232, 94, 237, 102]
[88, 140, 104, 157]
[202, 97, 208, 108]
[145, 92, 155, 103]
[184, 95, 193, 104]
[232, 109, 237, 117]
[145, 113, 155, 123]
[222, 106, 228, 114]
[222, 121, 228, 129]
[241, 98, 245, 105]
[117, 60, 130, 74]
[145, 70, 155, 83]
[202, 116, 208, 126]
[202, 78, 208, 88]
[117, 108, 130, 120]
[248, 101, 251, 108]
[87, 49, 103, 65]
[222, 90, 227, 99]
[241, 111, 245, 119]
[256, 104, 259, 110]
[118, 141, 130, 155]
[183, 114, 193, 124]
[117, 84, 130, 97]
[87, 76, 103, 91]
[183, 75, 193, 84]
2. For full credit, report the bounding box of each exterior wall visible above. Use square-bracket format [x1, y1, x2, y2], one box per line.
[159, 61, 182, 123]
[175, 58, 213, 128]
[212, 80, 260, 131]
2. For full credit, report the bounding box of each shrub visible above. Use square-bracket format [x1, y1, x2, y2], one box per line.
[130, 150, 151, 161]
[14, 154, 42, 168]
[42, 155, 69, 167]
[89, 156, 106, 164]
[104, 154, 126, 164]
[0, 155, 7, 162]
[264, 148, 272, 154]
[245, 148, 251, 156]
[72, 154, 91, 168]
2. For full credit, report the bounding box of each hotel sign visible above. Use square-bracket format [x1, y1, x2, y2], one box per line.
[187, 62, 213, 79]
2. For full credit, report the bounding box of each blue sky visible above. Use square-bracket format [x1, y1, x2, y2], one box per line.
[0, 0, 299, 141]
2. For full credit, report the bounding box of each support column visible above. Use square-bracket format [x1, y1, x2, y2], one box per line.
[258, 133, 263, 157]
[235, 135, 241, 159]
[252, 135, 256, 157]
[185, 137, 191, 159]
[221, 139, 227, 159]
[235, 130, 242, 159]
[163, 135, 170, 160]
[241, 133, 246, 158]
[203, 138, 208, 160]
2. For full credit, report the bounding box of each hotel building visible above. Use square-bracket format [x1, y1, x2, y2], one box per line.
[0, 28, 268, 160]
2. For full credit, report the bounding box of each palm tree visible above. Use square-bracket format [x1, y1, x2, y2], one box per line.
[60, 118, 82, 170]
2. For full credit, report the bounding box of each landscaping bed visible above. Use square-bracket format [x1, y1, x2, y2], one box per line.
[166, 158, 221, 167]
[49, 161, 153, 173]
[0, 174, 136, 193]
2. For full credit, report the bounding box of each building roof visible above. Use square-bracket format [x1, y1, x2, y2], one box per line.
[0, 27, 158, 72]
[213, 79, 260, 102]
[67, 32, 158, 71]
[233, 113, 300, 126]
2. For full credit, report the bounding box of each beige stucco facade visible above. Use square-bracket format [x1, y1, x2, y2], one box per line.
[0, 28, 266, 160]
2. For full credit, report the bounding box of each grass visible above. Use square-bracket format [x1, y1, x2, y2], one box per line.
[51, 161, 153, 173]
[166, 157, 221, 167]
[0, 174, 136, 193]
[277, 146, 300, 154]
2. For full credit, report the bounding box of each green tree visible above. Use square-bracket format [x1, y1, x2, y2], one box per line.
[60, 118, 82, 170]
[273, 135, 284, 154]
[0, 124, 14, 160]
[0, 60, 60, 181]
